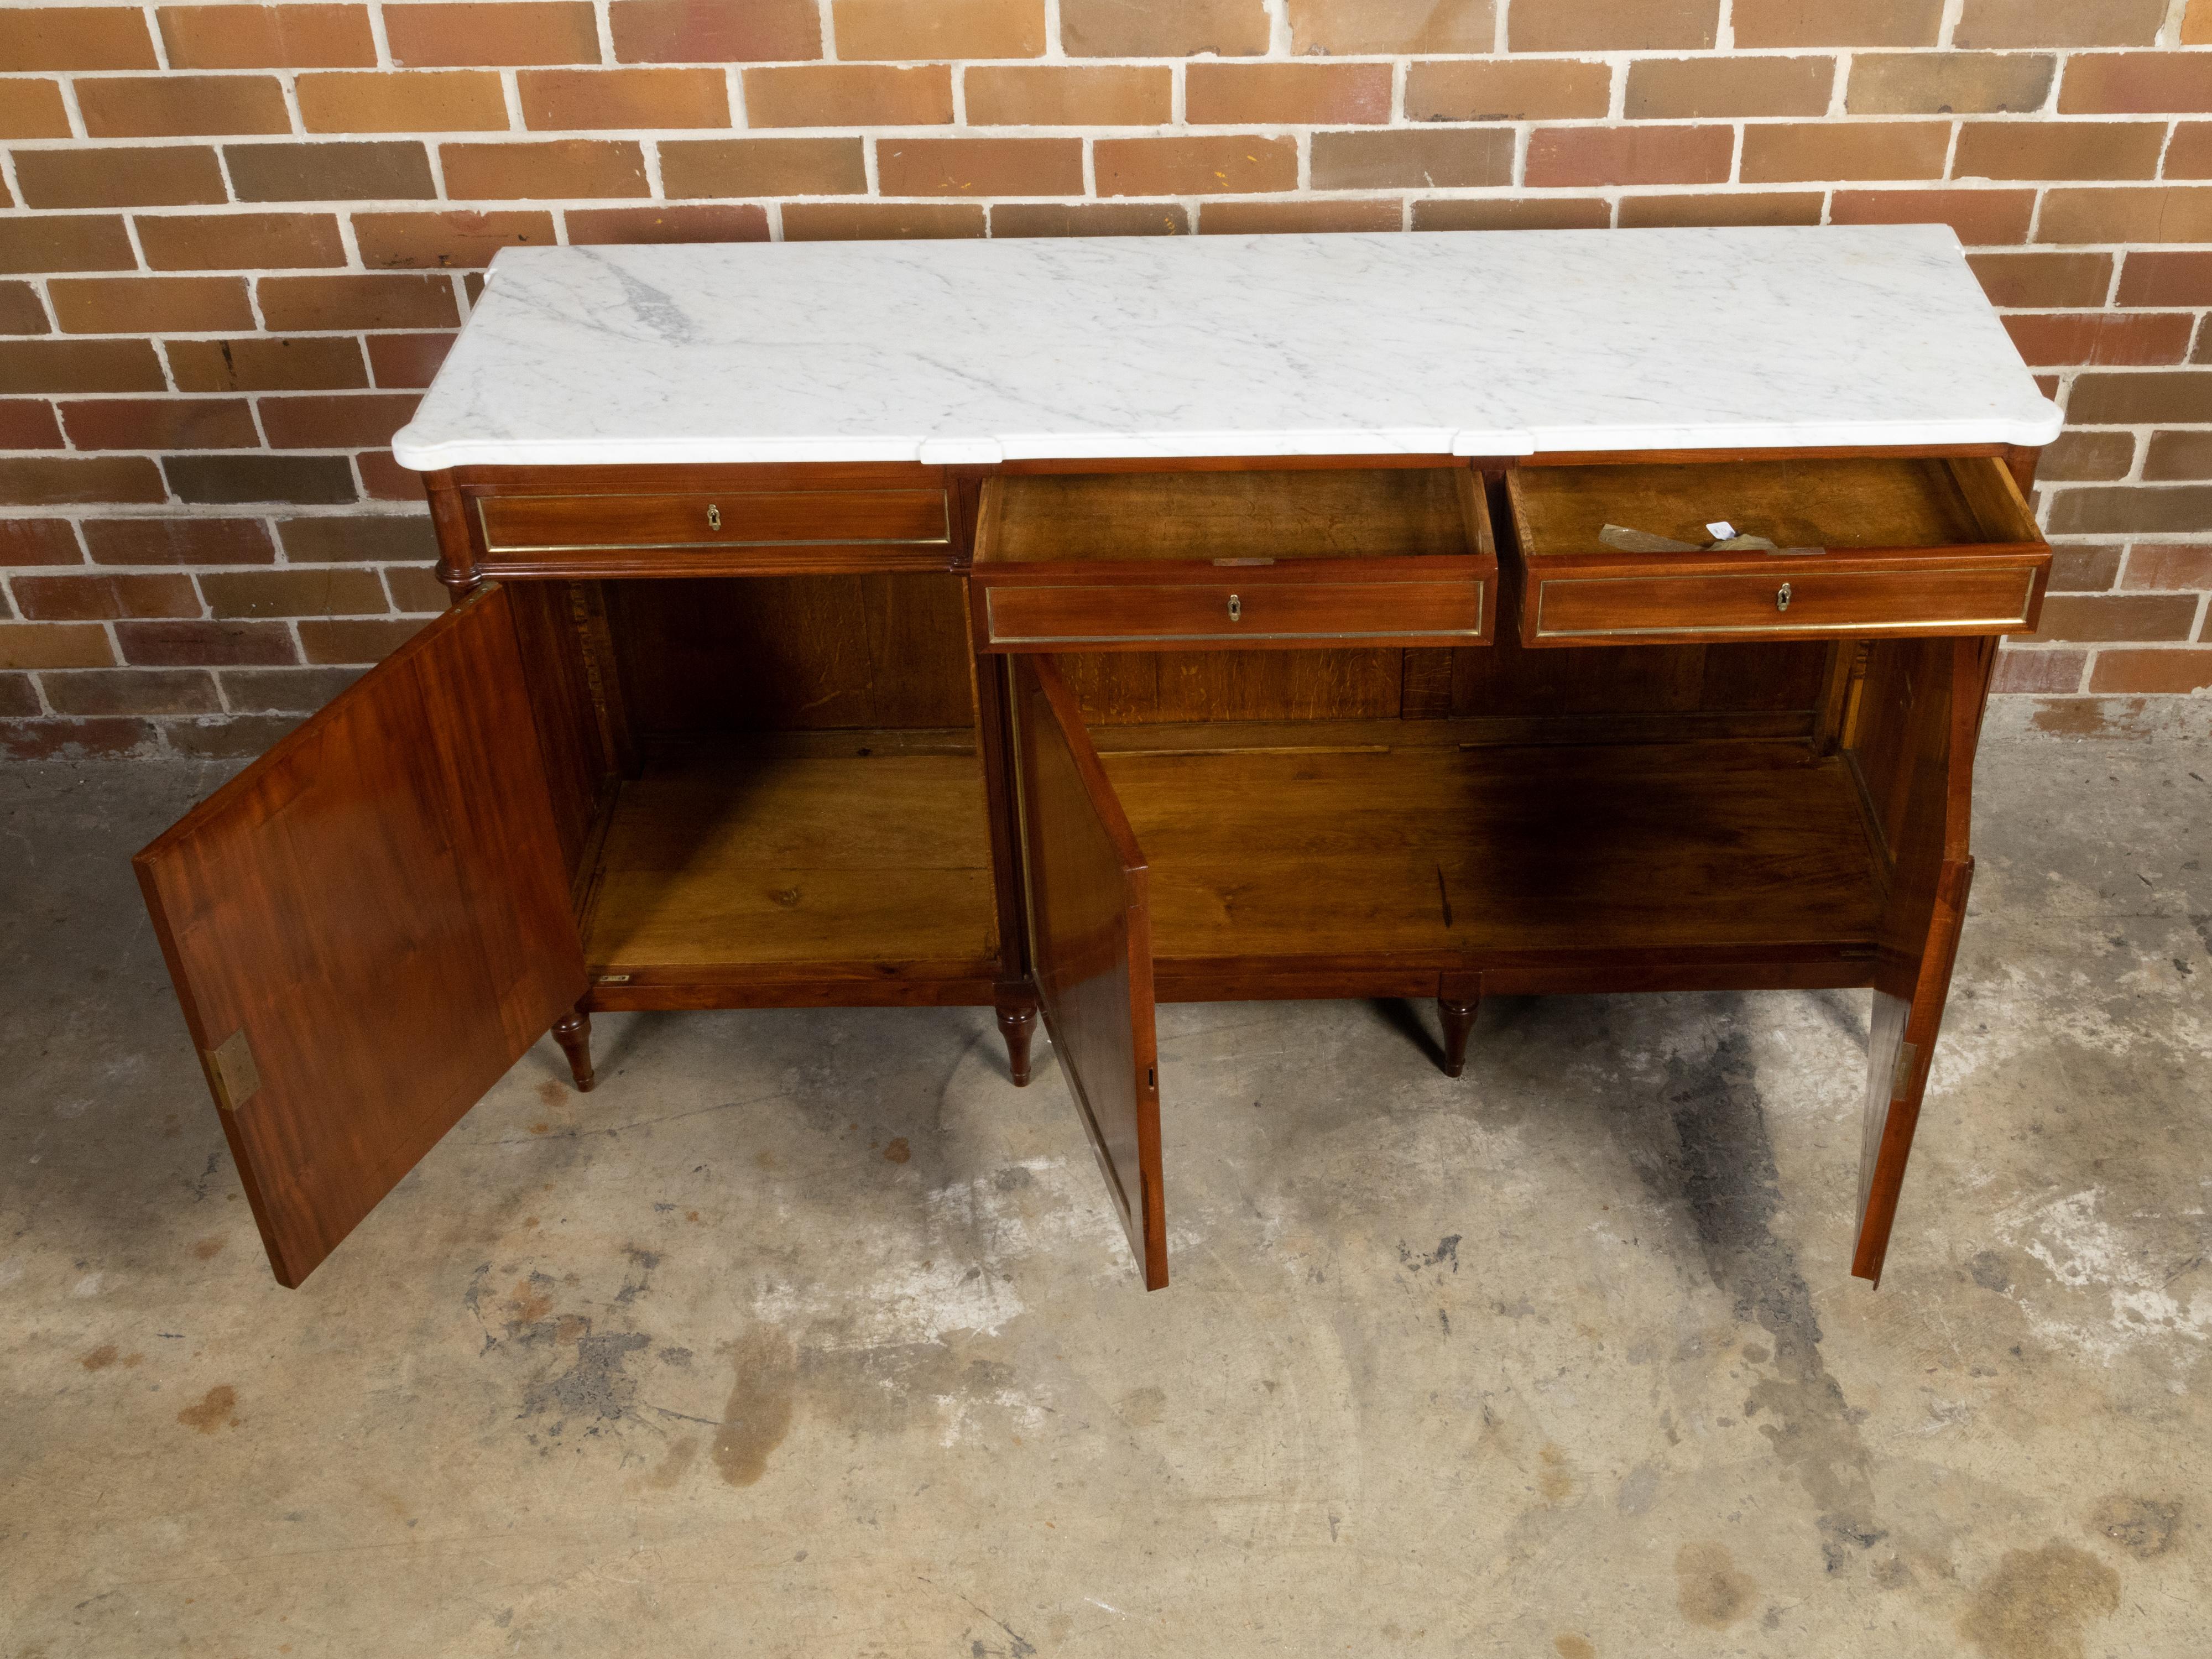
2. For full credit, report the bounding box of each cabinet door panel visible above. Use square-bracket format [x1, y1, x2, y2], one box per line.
[1008, 654, 1166, 1289]
[134, 585, 586, 1287]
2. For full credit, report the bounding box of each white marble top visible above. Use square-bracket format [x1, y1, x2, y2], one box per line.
[392, 225, 2060, 471]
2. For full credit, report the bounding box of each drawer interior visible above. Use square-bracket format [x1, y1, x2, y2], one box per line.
[979, 467, 1490, 565]
[1510, 456, 2039, 559]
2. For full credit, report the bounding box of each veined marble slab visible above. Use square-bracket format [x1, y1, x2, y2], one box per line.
[392, 225, 2061, 471]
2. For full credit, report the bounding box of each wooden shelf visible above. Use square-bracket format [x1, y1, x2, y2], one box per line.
[579, 734, 1000, 996]
[1096, 732, 1882, 993]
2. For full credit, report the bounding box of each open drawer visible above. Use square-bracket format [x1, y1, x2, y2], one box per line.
[973, 467, 1496, 651]
[1506, 456, 2048, 646]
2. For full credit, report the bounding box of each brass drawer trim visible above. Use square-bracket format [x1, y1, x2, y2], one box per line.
[1531, 566, 2036, 641]
[474, 490, 952, 555]
[984, 578, 1486, 647]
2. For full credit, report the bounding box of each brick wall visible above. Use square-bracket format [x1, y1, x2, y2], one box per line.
[3, 0, 2210, 758]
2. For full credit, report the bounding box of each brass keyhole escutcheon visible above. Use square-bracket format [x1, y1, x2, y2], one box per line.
[706, 504, 721, 529]
[1776, 581, 1792, 613]
[1227, 593, 1242, 622]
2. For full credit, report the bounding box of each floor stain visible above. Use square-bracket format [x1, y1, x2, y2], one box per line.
[2085, 1495, 2180, 1561]
[1674, 1541, 1755, 1629]
[711, 1326, 797, 1486]
[507, 1274, 555, 1328]
[191, 1234, 225, 1261]
[176, 1385, 237, 1433]
[646, 1434, 698, 1490]
[521, 1326, 652, 1425]
[1958, 1541, 2120, 1659]
[1117, 1385, 1166, 1428]
[1553, 1637, 1595, 1659]
[883, 1136, 911, 1165]
[535, 1079, 566, 1109]
[1537, 1441, 1575, 1503]
[80, 1344, 117, 1371]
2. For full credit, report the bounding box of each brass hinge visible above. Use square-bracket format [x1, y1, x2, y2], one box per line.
[204, 1029, 262, 1113]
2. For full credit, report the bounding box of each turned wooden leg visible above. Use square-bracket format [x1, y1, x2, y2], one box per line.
[1438, 997, 1479, 1079]
[552, 1001, 596, 1094]
[995, 985, 1039, 1087]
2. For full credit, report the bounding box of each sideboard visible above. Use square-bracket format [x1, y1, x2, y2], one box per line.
[134, 227, 2062, 1293]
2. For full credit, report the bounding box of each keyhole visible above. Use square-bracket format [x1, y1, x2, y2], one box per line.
[1776, 581, 1792, 613]
[706, 504, 721, 529]
[1227, 593, 1242, 622]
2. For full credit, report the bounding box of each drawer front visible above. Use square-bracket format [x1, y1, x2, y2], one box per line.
[1529, 562, 2040, 644]
[984, 579, 1487, 650]
[478, 489, 951, 554]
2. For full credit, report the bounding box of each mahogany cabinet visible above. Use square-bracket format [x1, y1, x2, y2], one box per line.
[137, 447, 2047, 1293]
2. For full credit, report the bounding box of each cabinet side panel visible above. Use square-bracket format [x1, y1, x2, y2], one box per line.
[504, 578, 616, 885]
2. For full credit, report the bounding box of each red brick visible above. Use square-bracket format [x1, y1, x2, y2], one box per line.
[135, 212, 349, 271]
[200, 567, 389, 618]
[1845, 51, 2054, 114]
[966, 66, 1171, 127]
[834, 0, 1046, 58]
[1310, 129, 1514, 190]
[60, 397, 260, 450]
[780, 203, 987, 240]
[1618, 191, 1825, 227]
[259, 393, 421, 448]
[226, 141, 438, 202]
[358, 456, 429, 505]
[1953, 121, 2166, 180]
[1968, 251, 2115, 309]
[1625, 56, 1834, 118]
[2045, 544, 2124, 588]
[877, 139, 1085, 197]
[84, 518, 276, 565]
[50, 276, 253, 335]
[2068, 371, 2212, 426]
[1060, 0, 1269, 55]
[1095, 135, 1300, 197]
[168, 337, 371, 392]
[296, 70, 511, 132]
[0, 674, 39, 717]
[166, 713, 317, 759]
[14, 146, 227, 208]
[1405, 60, 1614, 122]
[519, 68, 731, 130]
[353, 211, 558, 270]
[158, 4, 377, 67]
[1453, 194, 1613, 238]
[2037, 432, 2136, 481]
[2089, 648, 2212, 692]
[298, 616, 429, 662]
[2063, 54, 2212, 114]
[2189, 0, 2212, 43]
[0, 283, 41, 335]
[441, 141, 650, 199]
[0, 340, 166, 394]
[2122, 544, 2212, 587]
[0, 8, 158, 70]
[1990, 648, 2085, 693]
[0, 400, 65, 448]
[164, 454, 358, 504]
[278, 515, 439, 563]
[217, 665, 367, 712]
[0, 457, 165, 505]
[384, 565, 448, 613]
[388, 1, 601, 64]
[2045, 484, 2212, 536]
[660, 138, 866, 197]
[990, 202, 1190, 237]
[2002, 312, 2194, 367]
[2038, 188, 2212, 244]
[0, 624, 118, 669]
[1287, 0, 1493, 53]
[13, 572, 200, 621]
[1741, 122, 1949, 182]
[0, 717, 159, 759]
[117, 619, 297, 666]
[2164, 123, 2212, 180]
[43, 668, 223, 716]
[1831, 188, 2037, 244]
[565, 204, 771, 243]
[742, 65, 953, 128]
[0, 520, 83, 565]
[1733, 0, 1941, 46]
[2148, 426, 2212, 476]
[0, 216, 136, 275]
[1511, 0, 1717, 49]
[362, 333, 455, 388]
[2023, 592, 2200, 641]
[1957, 0, 2164, 47]
[1186, 62, 1394, 126]
[609, 0, 821, 62]
[1525, 126, 1731, 188]
[1198, 199, 1402, 234]
[0, 79, 70, 138]
[257, 275, 462, 331]
[77, 74, 292, 136]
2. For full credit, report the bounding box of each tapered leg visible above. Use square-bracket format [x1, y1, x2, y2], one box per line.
[552, 1001, 595, 1093]
[995, 984, 1039, 1087]
[1438, 997, 1479, 1078]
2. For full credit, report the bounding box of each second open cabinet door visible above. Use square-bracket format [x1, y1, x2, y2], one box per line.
[1006, 655, 1168, 1289]
[134, 584, 588, 1288]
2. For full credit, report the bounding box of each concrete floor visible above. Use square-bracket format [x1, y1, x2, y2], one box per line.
[2, 726, 2208, 1658]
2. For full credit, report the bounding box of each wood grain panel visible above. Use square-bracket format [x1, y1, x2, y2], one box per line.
[479, 489, 950, 551]
[1530, 562, 2041, 644]
[134, 585, 586, 1288]
[984, 576, 1488, 650]
[1010, 655, 1166, 1290]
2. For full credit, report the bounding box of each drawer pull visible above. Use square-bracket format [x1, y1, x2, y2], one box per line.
[1227, 593, 1241, 622]
[706, 503, 721, 530]
[1776, 581, 1792, 613]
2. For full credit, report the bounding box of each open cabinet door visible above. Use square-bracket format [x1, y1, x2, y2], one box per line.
[134, 584, 587, 1288]
[1006, 655, 1167, 1289]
